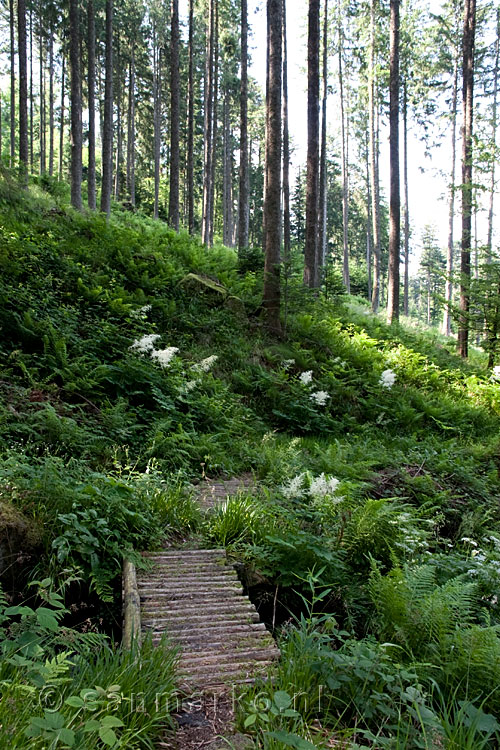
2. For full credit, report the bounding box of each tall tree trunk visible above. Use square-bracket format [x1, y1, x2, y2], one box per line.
[202, 0, 215, 245]
[442, 50, 459, 335]
[223, 91, 233, 246]
[87, 0, 96, 209]
[238, 0, 250, 253]
[153, 24, 161, 220]
[366, 128, 372, 302]
[318, 0, 328, 273]
[59, 52, 65, 180]
[458, 0, 476, 358]
[338, 5, 350, 293]
[29, 7, 33, 171]
[69, 0, 82, 209]
[387, 0, 400, 325]
[100, 0, 113, 216]
[282, 0, 291, 274]
[487, 10, 499, 261]
[127, 50, 136, 207]
[18, 0, 28, 180]
[369, 0, 381, 311]
[114, 42, 122, 201]
[403, 80, 409, 316]
[187, 0, 195, 233]
[263, 0, 282, 334]
[10, 0, 15, 168]
[168, 0, 180, 230]
[304, 0, 320, 289]
[39, 18, 45, 175]
[48, 22, 54, 176]
[209, 1, 219, 246]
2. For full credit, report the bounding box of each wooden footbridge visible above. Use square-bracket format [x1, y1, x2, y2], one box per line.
[122, 478, 279, 692]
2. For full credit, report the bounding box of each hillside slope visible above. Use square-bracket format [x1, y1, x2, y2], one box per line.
[2, 177, 500, 748]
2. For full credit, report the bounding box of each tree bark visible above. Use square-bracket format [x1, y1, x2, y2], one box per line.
[304, 0, 320, 289]
[318, 0, 328, 273]
[187, 0, 195, 233]
[282, 0, 291, 272]
[39, 19, 45, 175]
[458, 0, 476, 358]
[87, 0, 96, 209]
[403, 80, 409, 316]
[338, 4, 349, 293]
[442, 51, 459, 335]
[69, 0, 82, 209]
[223, 90, 233, 246]
[263, 0, 282, 334]
[209, 0, 219, 246]
[487, 10, 499, 261]
[127, 50, 136, 207]
[238, 0, 250, 253]
[59, 52, 65, 180]
[10, 0, 15, 168]
[29, 6, 33, 171]
[153, 23, 161, 220]
[114, 41, 122, 201]
[17, 0, 28, 180]
[369, 0, 381, 312]
[168, 0, 180, 230]
[202, 0, 215, 245]
[100, 0, 113, 217]
[48, 20, 54, 176]
[387, 0, 400, 325]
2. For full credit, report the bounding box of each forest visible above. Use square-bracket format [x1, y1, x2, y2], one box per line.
[1, 0, 500, 748]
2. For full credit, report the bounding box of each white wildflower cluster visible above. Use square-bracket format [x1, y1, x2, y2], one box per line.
[333, 357, 347, 368]
[282, 359, 295, 370]
[460, 537, 478, 547]
[129, 333, 161, 353]
[309, 473, 340, 499]
[281, 472, 342, 503]
[131, 304, 152, 319]
[192, 355, 218, 373]
[151, 347, 179, 368]
[379, 368, 396, 389]
[492, 365, 500, 380]
[183, 380, 199, 392]
[130, 334, 179, 369]
[281, 473, 307, 499]
[310, 390, 330, 406]
[299, 370, 313, 386]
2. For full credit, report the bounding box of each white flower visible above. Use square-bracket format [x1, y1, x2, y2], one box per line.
[192, 355, 218, 373]
[130, 333, 161, 353]
[283, 359, 295, 370]
[282, 473, 306, 499]
[492, 366, 500, 380]
[460, 537, 478, 547]
[309, 473, 340, 499]
[183, 380, 199, 392]
[151, 347, 179, 368]
[131, 304, 152, 319]
[310, 390, 330, 406]
[379, 369, 396, 389]
[299, 370, 313, 386]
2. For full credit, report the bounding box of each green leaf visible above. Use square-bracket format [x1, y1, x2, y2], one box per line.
[82, 720, 101, 732]
[244, 713, 257, 728]
[273, 690, 293, 711]
[44, 711, 65, 730]
[65, 696, 85, 708]
[100, 716, 124, 728]
[58, 727, 75, 746]
[99, 726, 118, 746]
[36, 607, 60, 632]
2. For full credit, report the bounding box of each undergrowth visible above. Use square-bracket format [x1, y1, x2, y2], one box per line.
[2, 175, 500, 747]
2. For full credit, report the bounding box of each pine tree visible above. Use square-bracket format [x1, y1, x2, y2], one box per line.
[100, 0, 114, 217]
[304, 0, 320, 289]
[69, 0, 82, 209]
[263, 0, 282, 333]
[387, 0, 401, 325]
